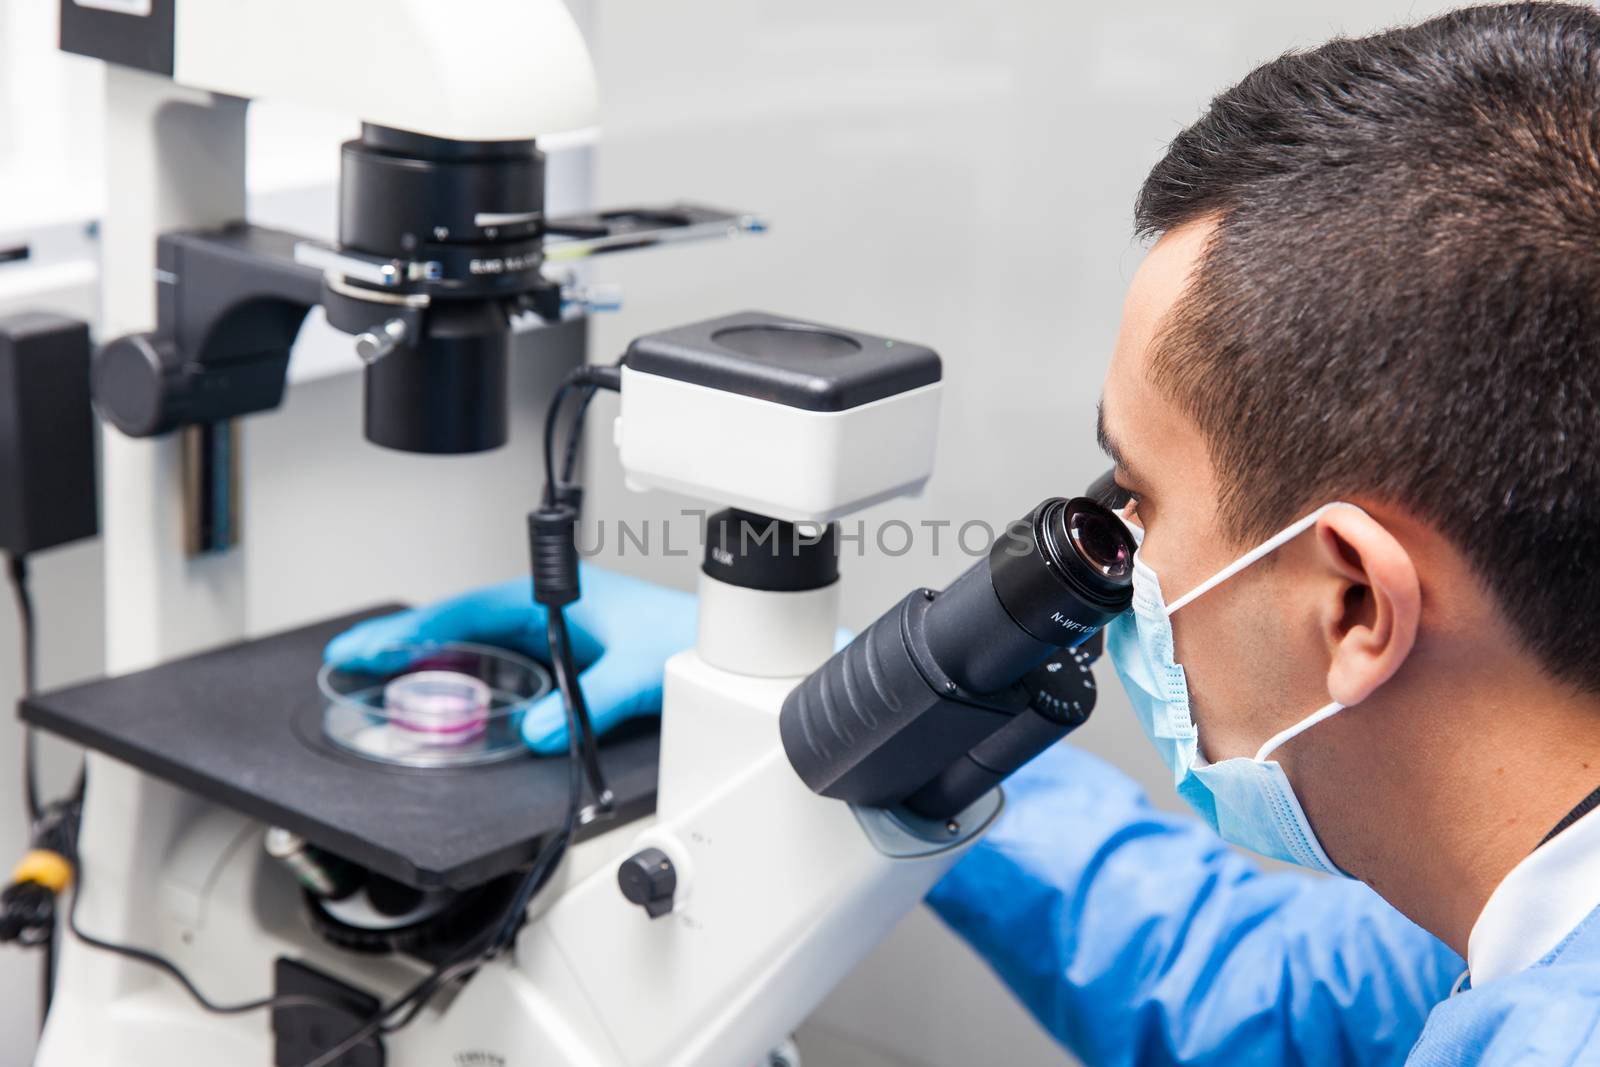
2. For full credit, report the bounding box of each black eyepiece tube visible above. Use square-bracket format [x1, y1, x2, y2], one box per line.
[903, 704, 1074, 818]
[918, 562, 1056, 695]
[780, 496, 1134, 810]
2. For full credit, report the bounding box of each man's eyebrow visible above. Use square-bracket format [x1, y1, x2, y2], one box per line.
[1096, 400, 1125, 469]
[1096, 400, 1145, 488]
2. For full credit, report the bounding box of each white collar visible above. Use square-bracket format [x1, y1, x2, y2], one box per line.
[1467, 802, 1600, 986]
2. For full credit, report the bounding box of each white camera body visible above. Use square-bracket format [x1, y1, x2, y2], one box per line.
[614, 311, 943, 523]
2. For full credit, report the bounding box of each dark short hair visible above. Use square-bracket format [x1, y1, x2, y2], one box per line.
[1136, 2, 1600, 692]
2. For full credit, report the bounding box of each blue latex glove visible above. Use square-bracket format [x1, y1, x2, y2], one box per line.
[324, 565, 696, 755]
[927, 742, 1464, 1066]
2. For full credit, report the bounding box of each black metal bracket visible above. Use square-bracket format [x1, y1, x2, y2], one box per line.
[89, 203, 764, 442]
[92, 224, 323, 438]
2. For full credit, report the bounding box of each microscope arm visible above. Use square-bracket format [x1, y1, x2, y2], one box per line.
[92, 205, 766, 442]
[93, 225, 322, 438]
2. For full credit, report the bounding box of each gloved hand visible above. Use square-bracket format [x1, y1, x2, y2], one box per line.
[324, 565, 697, 755]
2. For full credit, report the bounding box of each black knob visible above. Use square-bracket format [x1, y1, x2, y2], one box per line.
[91, 333, 185, 437]
[1019, 642, 1100, 728]
[617, 847, 676, 919]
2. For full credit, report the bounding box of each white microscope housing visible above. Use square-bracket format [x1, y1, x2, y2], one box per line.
[65, 0, 599, 142]
[615, 310, 944, 678]
[615, 310, 943, 524]
[519, 310, 984, 1067]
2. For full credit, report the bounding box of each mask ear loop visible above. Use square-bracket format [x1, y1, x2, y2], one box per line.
[1254, 700, 1345, 762]
[1164, 502, 1360, 616]
[1159, 501, 1365, 763]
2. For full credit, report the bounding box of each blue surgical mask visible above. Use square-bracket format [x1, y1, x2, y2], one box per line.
[1105, 504, 1357, 876]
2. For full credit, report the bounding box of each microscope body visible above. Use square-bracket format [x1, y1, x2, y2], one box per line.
[39, 5, 807, 1066]
[41, 0, 1023, 1054]
[495, 314, 979, 1065]
[35, 313, 975, 1067]
[35, 683, 978, 1067]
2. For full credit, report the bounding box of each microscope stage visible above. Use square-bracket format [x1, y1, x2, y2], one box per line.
[20, 606, 660, 890]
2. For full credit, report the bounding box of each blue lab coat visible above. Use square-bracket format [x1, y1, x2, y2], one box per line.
[927, 743, 1600, 1065]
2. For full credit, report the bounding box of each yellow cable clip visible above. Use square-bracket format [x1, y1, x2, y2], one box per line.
[11, 849, 73, 893]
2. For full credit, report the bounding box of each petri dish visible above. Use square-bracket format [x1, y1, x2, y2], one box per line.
[318, 642, 552, 768]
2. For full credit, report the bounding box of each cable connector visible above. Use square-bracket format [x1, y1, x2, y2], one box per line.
[529, 504, 581, 608]
[0, 848, 72, 947]
[11, 848, 72, 895]
[576, 363, 622, 392]
[0, 879, 56, 946]
[552, 485, 584, 514]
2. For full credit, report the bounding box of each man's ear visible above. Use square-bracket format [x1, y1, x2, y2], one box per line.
[1314, 507, 1421, 706]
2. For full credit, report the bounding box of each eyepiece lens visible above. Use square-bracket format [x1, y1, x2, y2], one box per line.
[987, 496, 1136, 647]
[1066, 502, 1133, 581]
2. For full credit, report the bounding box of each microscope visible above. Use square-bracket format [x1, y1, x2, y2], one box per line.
[14, 3, 1140, 1064]
[29, 297, 1136, 1066]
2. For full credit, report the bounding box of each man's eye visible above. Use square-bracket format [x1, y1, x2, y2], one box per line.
[1116, 491, 1144, 529]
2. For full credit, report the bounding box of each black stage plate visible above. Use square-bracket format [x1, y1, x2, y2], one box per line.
[20, 606, 660, 890]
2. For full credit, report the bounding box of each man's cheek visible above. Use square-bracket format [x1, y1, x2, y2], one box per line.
[1178, 615, 1261, 762]
[1185, 660, 1228, 757]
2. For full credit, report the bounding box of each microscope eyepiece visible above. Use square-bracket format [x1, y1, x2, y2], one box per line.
[1057, 497, 1133, 584]
[986, 497, 1135, 652]
[779, 494, 1135, 815]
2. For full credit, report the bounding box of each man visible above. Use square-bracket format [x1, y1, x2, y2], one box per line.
[330, 4, 1600, 1062]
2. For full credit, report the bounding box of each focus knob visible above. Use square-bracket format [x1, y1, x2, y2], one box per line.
[617, 847, 676, 919]
[1019, 639, 1100, 728]
[91, 332, 185, 437]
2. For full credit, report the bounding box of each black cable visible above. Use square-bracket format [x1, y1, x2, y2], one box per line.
[2, 556, 369, 1041]
[7, 368, 622, 1059]
[7, 553, 41, 824]
[3, 363, 625, 1060]
[24, 797, 76, 1023]
[541, 363, 621, 507]
[293, 955, 474, 1067]
[347, 822, 575, 1052]
[299, 603, 593, 1067]
[8, 564, 346, 1031]
[560, 383, 599, 489]
[490, 630, 587, 952]
[40, 917, 54, 1022]
[546, 610, 612, 819]
[305, 360, 623, 1067]
[33, 361, 623, 1063]
[6, 551, 53, 1026]
[541, 380, 583, 507]
[377, 956, 485, 1034]
[534, 364, 619, 812]
[66, 857, 349, 1018]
